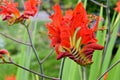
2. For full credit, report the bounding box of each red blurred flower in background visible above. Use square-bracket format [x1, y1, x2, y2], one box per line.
[46, 2, 104, 66]
[115, 1, 120, 12]
[0, 0, 20, 20]
[5, 75, 16, 80]
[0, 49, 9, 58]
[23, 0, 40, 18]
[0, 0, 40, 25]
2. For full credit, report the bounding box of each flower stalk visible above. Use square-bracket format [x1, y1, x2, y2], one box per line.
[0, 60, 59, 80]
[26, 27, 44, 80]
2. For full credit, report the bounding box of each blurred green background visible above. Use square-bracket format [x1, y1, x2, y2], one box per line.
[0, 0, 119, 80]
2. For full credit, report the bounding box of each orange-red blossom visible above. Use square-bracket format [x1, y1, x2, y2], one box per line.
[46, 2, 104, 66]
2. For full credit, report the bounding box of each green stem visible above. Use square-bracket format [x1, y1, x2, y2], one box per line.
[111, 13, 120, 33]
[41, 49, 54, 63]
[59, 58, 66, 80]
[0, 61, 59, 80]
[26, 27, 44, 80]
[83, 67, 87, 80]
[84, 0, 87, 9]
[110, 11, 117, 28]
[0, 32, 31, 46]
[78, 0, 81, 3]
[102, 0, 111, 64]
[90, 0, 107, 8]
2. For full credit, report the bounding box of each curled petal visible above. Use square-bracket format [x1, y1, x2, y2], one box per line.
[57, 52, 73, 60]
[50, 4, 62, 27]
[83, 43, 104, 50]
[2, 15, 12, 21]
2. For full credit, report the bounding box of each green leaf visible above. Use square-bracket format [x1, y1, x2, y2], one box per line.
[100, 14, 120, 79]
[62, 58, 82, 80]
[107, 46, 120, 80]
[84, 0, 87, 9]
[16, 28, 30, 80]
[89, 5, 106, 80]
[78, 0, 81, 3]
[110, 11, 117, 29]
[16, 20, 38, 80]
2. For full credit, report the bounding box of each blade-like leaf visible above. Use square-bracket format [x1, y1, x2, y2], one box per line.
[89, 5, 106, 80]
[62, 58, 82, 80]
[107, 46, 120, 80]
[16, 28, 30, 80]
[100, 14, 120, 79]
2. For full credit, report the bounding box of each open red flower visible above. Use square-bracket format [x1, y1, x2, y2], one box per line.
[115, 1, 120, 12]
[46, 2, 104, 66]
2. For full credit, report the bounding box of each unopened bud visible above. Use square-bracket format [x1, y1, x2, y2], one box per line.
[0, 49, 9, 58]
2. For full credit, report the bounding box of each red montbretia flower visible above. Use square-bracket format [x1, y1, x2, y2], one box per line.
[46, 2, 104, 66]
[115, 1, 120, 12]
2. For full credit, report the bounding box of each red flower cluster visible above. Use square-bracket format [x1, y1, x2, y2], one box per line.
[0, 0, 40, 25]
[0, 0, 20, 20]
[115, 1, 120, 12]
[46, 2, 104, 65]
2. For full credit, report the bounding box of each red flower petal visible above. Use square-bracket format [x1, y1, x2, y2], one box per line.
[70, 2, 88, 36]
[23, 0, 40, 17]
[50, 5, 62, 27]
[57, 52, 73, 60]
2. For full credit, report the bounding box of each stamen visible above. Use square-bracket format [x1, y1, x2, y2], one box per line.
[72, 27, 81, 46]
[76, 37, 81, 50]
[70, 47, 76, 53]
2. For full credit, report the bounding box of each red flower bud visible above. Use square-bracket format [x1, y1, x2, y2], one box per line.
[0, 49, 9, 58]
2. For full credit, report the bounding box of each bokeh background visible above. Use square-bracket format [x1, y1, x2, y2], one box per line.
[0, 0, 119, 80]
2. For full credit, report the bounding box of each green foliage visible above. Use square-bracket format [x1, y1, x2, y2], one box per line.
[0, 20, 60, 80]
